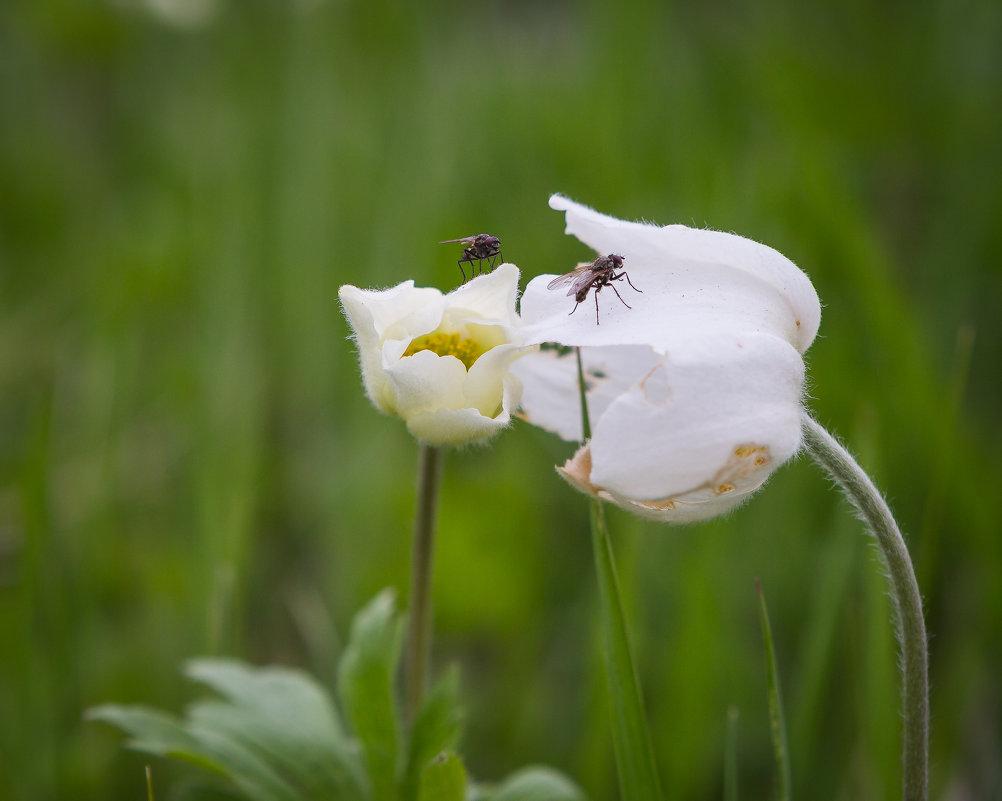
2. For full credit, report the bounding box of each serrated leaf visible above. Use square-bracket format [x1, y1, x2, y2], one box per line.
[487, 767, 585, 801]
[338, 589, 404, 801]
[88, 704, 302, 801]
[417, 751, 466, 801]
[88, 705, 225, 776]
[183, 727, 304, 801]
[185, 660, 366, 801]
[401, 667, 463, 801]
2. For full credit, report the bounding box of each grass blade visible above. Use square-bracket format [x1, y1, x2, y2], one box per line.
[756, 579, 791, 801]
[590, 499, 663, 801]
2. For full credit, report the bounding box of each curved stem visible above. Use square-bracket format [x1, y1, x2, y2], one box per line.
[405, 444, 443, 724]
[801, 414, 928, 801]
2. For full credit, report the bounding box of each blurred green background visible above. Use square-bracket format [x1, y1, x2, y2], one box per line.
[1, 0, 1000, 798]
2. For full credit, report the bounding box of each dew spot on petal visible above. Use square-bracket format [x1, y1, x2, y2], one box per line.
[715, 483, 736, 495]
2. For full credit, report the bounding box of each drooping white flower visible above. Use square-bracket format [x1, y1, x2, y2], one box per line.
[513, 196, 821, 522]
[339, 264, 530, 447]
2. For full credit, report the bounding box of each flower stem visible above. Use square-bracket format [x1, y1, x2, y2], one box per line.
[405, 444, 443, 723]
[801, 414, 928, 801]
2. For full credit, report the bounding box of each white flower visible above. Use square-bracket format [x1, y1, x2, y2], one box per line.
[339, 264, 530, 447]
[513, 196, 821, 522]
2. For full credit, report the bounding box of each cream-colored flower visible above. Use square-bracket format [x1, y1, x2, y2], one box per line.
[514, 196, 821, 522]
[340, 265, 530, 447]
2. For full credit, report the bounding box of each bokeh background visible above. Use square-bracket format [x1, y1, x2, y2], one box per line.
[2, 0, 1000, 798]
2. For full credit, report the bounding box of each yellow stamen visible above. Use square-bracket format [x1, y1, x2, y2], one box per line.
[403, 331, 486, 370]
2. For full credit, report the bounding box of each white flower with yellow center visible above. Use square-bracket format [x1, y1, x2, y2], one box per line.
[514, 196, 822, 522]
[339, 264, 530, 447]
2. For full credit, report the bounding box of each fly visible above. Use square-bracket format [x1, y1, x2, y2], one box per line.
[439, 234, 503, 282]
[546, 253, 641, 325]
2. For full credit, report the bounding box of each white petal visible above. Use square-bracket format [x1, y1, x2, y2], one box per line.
[464, 343, 529, 417]
[340, 282, 446, 411]
[546, 195, 820, 352]
[384, 349, 469, 417]
[588, 332, 804, 500]
[406, 406, 510, 446]
[511, 344, 661, 442]
[406, 370, 522, 447]
[520, 261, 799, 354]
[339, 281, 445, 345]
[556, 444, 755, 523]
[443, 263, 521, 327]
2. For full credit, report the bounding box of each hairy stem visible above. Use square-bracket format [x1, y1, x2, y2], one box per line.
[405, 444, 443, 723]
[802, 414, 928, 801]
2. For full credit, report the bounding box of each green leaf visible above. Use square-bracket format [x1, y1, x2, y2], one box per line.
[402, 667, 464, 801]
[756, 579, 792, 801]
[185, 659, 366, 801]
[90, 659, 370, 801]
[88, 704, 303, 801]
[88, 705, 226, 776]
[338, 589, 404, 801]
[589, 499, 663, 801]
[487, 767, 585, 801]
[172, 785, 244, 801]
[417, 751, 466, 801]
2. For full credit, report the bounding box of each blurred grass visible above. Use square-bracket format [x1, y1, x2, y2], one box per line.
[1, 0, 1000, 799]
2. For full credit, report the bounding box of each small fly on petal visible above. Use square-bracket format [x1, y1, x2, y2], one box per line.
[546, 254, 641, 325]
[440, 233, 503, 282]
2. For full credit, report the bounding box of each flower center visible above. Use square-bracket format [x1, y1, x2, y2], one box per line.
[403, 331, 486, 370]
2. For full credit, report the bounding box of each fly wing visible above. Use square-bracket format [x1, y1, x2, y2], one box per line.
[567, 269, 598, 297]
[439, 236, 476, 245]
[547, 266, 587, 292]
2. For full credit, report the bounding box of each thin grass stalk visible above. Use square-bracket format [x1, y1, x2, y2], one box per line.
[576, 349, 663, 801]
[756, 580, 792, 801]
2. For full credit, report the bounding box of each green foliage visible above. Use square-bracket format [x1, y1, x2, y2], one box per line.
[481, 768, 586, 801]
[417, 752, 466, 801]
[589, 500, 663, 801]
[2, 1, 1001, 799]
[402, 668, 463, 801]
[91, 592, 583, 801]
[338, 590, 403, 801]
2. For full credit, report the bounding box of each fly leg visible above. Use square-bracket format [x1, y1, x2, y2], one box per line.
[609, 281, 633, 310]
[613, 270, 642, 294]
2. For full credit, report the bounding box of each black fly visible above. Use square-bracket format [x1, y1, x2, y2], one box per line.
[546, 254, 641, 325]
[439, 234, 503, 282]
